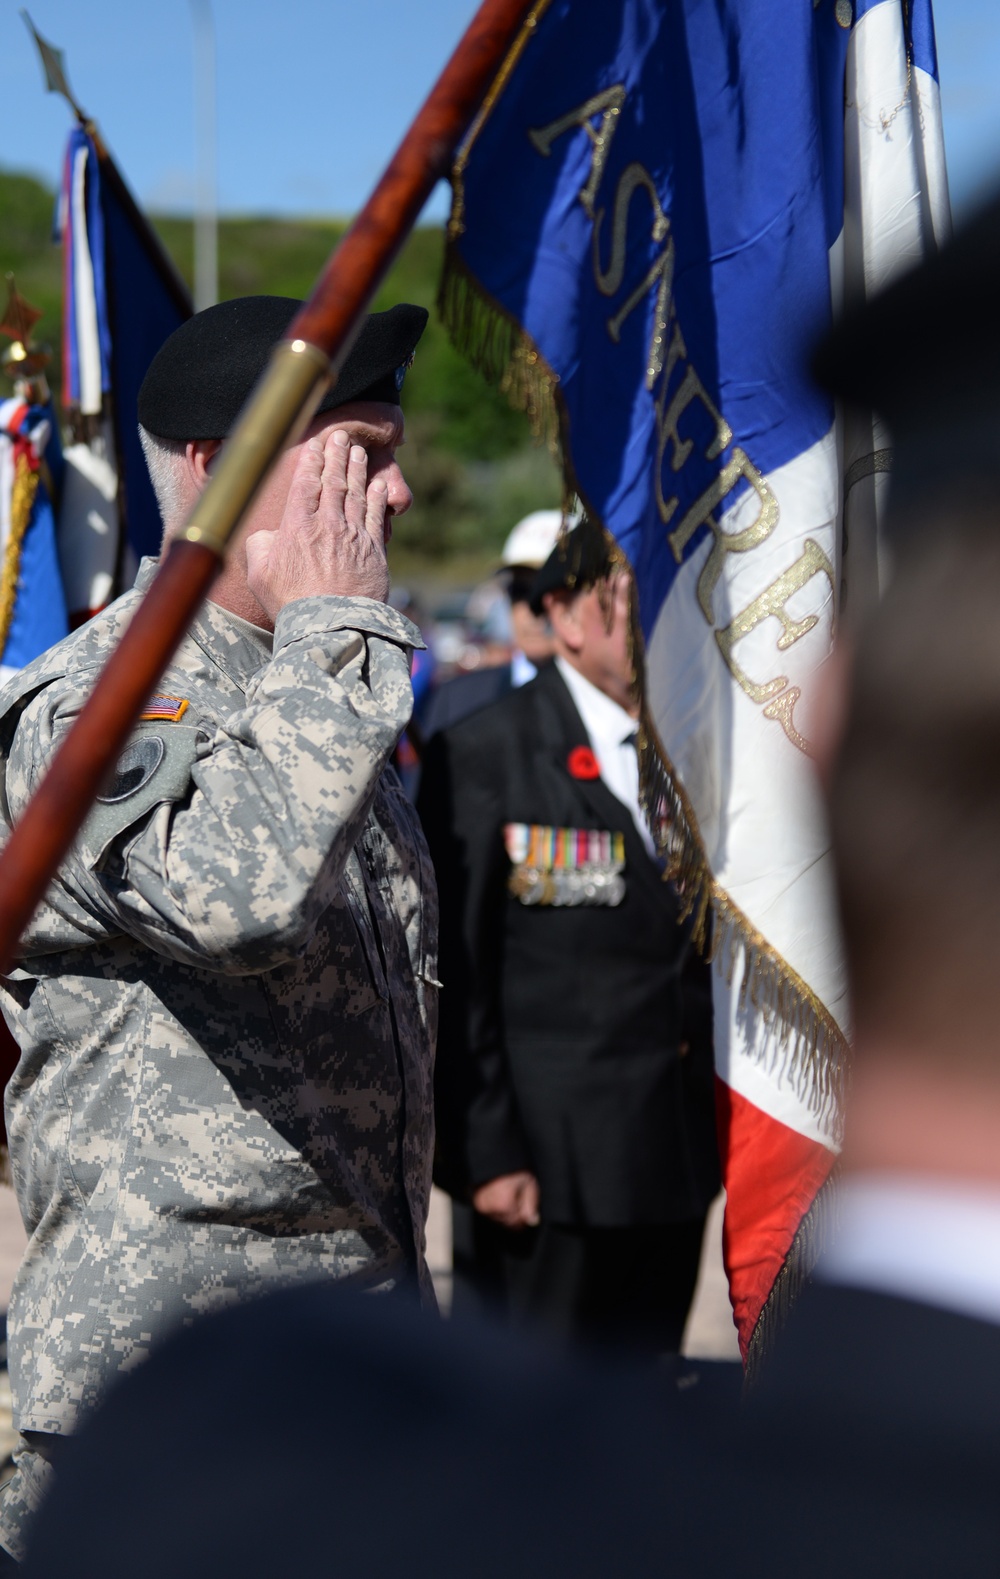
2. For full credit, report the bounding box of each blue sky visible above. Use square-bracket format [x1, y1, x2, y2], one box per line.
[0, 1, 997, 222]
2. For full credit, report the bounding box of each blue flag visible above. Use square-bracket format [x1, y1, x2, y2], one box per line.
[98, 145, 192, 562]
[444, 0, 940, 637]
[60, 126, 190, 614]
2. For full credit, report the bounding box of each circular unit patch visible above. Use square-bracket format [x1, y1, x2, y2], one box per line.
[98, 735, 166, 803]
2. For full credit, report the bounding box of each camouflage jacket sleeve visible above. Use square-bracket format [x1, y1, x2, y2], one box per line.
[6, 596, 419, 973]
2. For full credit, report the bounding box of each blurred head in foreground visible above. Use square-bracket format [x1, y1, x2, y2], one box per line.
[816, 191, 1000, 1176]
[828, 533, 1000, 1061]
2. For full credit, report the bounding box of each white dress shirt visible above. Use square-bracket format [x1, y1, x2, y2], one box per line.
[555, 657, 656, 856]
[818, 1172, 1000, 1328]
[511, 649, 538, 688]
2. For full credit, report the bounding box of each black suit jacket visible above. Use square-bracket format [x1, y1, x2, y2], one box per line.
[420, 662, 514, 738]
[27, 1276, 998, 1578]
[692, 1281, 1000, 1576]
[23, 1284, 699, 1579]
[418, 662, 719, 1226]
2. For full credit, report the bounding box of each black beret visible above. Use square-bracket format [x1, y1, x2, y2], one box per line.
[529, 517, 614, 614]
[812, 192, 1000, 529]
[138, 296, 429, 440]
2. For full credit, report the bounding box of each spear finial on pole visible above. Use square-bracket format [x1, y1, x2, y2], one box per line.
[20, 10, 88, 123]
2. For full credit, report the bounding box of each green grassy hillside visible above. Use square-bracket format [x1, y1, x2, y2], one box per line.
[0, 168, 560, 582]
[0, 170, 63, 354]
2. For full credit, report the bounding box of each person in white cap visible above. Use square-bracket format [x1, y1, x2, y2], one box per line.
[421, 509, 564, 738]
[500, 508, 568, 686]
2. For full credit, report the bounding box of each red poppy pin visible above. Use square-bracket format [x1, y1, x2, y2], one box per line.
[567, 745, 600, 780]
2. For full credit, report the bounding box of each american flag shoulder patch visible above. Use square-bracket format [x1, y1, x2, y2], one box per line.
[140, 694, 189, 723]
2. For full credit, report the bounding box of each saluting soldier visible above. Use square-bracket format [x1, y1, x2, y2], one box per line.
[0, 296, 438, 1564]
[419, 519, 719, 1353]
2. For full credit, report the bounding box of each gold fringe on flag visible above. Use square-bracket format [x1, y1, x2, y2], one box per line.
[710, 890, 848, 1127]
[633, 684, 714, 950]
[743, 1172, 840, 1385]
[438, 252, 563, 454]
[0, 452, 40, 658]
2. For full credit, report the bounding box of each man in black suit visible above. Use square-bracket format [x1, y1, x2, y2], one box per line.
[419, 521, 719, 1353]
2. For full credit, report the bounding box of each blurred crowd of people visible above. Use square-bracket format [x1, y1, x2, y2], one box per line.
[390, 508, 569, 781]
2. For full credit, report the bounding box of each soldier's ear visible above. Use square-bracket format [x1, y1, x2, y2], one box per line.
[545, 590, 584, 654]
[185, 439, 224, 493]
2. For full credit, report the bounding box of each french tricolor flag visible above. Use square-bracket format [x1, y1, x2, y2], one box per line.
[648, 0, 950, 1366]
[443, 0, 949, 1365]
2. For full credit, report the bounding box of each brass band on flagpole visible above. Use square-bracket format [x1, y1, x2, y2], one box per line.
[0, 0, 541, 980]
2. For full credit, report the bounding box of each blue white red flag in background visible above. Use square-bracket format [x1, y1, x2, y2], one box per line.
[58, 125, 117, 625]
[0, 13, 192, 695]
[57, 125, 191, 623]
[442, 0, 948, 1365]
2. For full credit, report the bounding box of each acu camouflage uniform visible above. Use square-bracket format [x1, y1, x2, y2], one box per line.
[0, 560, 438, 1558]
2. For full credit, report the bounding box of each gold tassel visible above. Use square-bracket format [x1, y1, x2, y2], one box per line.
[0, 453, 40, 658]
[437, 249, 563, 452]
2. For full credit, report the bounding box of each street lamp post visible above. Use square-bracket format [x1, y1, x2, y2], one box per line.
[190, 0, 218, 310]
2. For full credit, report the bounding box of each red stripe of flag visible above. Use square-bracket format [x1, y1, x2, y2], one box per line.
[715, 1079, 836, 1362]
